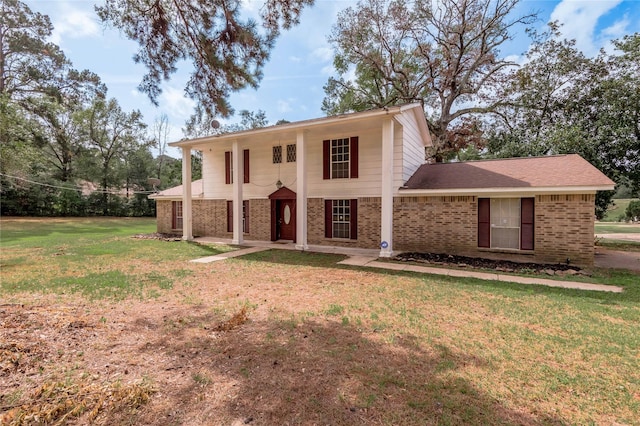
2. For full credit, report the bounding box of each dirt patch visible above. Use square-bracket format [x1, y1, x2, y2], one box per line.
[394, 252, 587, 276]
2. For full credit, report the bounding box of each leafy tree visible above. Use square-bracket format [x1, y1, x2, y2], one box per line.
[96, 0, 313, 119]
[322, 0, 536, 160]
[1, 0, 105, 183]
[488, 27, 640, 217]
[76, 98, 147, 215]
[151, 113, 171, 179]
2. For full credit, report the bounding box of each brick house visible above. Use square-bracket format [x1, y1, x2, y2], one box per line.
[150, 104, 614, 267]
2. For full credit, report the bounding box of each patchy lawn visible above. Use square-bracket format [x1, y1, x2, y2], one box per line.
[1, 218, 639, 425]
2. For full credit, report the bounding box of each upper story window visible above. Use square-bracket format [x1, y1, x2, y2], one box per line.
[331, 138, 350, 179]
[322, 136, 359, 180]
[225, 149, 250, 184]
[286, 144, 296, 162]
[273, 146, 282, 164]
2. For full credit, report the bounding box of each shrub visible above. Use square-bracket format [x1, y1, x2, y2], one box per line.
[626, 200, 640, 222]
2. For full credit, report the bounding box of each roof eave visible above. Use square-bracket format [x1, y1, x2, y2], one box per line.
[169, 104, 424, 149]
[397, 185, 615, 196]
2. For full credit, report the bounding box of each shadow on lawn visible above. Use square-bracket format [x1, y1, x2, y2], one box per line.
[133, 312, 562, 425]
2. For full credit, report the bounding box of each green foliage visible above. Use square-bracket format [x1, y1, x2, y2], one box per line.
[488, 27, 639, 208]
[1, 1, 163, 217]
[626, 200, 640, 222]
[322, 0, 536, 159]
[96, 0, 312, 119]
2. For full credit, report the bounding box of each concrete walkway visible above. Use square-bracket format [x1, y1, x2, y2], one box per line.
[338, 257, 623, 293]
[191, 237, 624, 293]
[190, 246, 270, 263]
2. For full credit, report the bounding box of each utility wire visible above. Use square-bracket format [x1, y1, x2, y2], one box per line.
[0, 173, 156, 195]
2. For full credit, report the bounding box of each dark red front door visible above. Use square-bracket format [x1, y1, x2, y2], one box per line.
[278, 200, 296, 241]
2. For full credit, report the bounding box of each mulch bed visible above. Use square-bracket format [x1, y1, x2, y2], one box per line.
[394, 252, 588, 276]
[133, 233, 182, 241]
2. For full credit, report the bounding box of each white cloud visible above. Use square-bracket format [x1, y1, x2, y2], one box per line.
[49, 3, 100, 45]
[277, 99, 293, 113]
[550, 0, 623, 56]
[310, 47, 334, 63]
[602, 17, 629, 38]
[159, 87, 196, 121]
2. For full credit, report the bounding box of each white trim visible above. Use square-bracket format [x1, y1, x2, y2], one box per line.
[232, 140, 243, 245]
[169, 104, 428, 149]
[181, 148, 193, 241]
[380, 118, 394, 258]
[397, 186, 612, 196]
[296, 130, 309, 250]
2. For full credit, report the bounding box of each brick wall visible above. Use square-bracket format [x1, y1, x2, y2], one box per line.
[392, 194, 596, 267]
[307, 197, 381, 249]
[192, 199, 227, 237]
[248, 199, 271, 241]
[156, 200, 173, 234]
[394, 196, 477, 253]
[534, 194, 595, 266]
[157, 199, 272, 240]
[158, 193, 596, 266]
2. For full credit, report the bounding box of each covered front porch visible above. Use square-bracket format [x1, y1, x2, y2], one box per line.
[169, 105, 430, 258]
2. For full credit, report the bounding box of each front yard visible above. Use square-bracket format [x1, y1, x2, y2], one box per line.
[1, 218, 638, 425]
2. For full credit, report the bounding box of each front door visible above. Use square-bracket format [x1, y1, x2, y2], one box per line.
[278, 199, 296, 241]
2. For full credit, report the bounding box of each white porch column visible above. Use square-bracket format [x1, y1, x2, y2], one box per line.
[380, 118, 394, 257]
[295, 130, 308, 250]
[181, 147, 193, 241]
[231, 140, 243, 245]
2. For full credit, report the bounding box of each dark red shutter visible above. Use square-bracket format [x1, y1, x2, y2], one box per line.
[521, 198, 535, 250]
[323, 139, 330, 180]
[350, 136, 358, 178]
[350, 199, 358, 240]
[270, 200, 277, 241]
[478, 198, 490, 248]
[243, 200, 250, 234]
[172, 201, 177, 229]
[243, 149, 250, 183]
[324, 199, 333, 238]
[224, 151, 231, 184]
[226, 200, 233, 232]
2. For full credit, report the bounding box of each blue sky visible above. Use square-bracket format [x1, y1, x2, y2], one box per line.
[26, 0, 640, 155]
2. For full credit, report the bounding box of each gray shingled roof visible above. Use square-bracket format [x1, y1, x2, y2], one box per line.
[403, 155, 615, 190]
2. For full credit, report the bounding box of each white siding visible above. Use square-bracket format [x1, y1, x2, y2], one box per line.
[394, 110, 426, 188]
[307, 128, 383, 198]
[197, 107, 427, 201]
[202, 141, 299, 199]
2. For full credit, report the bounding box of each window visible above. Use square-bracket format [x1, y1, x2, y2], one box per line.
[324, 199, 358, 240]
[286, 144, 296, 162]
[225, 149, 250, 184]
[172, 201, 183, 230]
[227, 200, 250, 233]
[331, 138, 349, 178]
[273, 146, 282, 164]
[478, 198, 534, 250]
[322, 137, 358, 179]
[332, 200, 350, 238]
[491, 198, 520, 249]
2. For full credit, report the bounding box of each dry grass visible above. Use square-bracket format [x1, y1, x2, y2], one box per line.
[1, 218, 639, 425]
